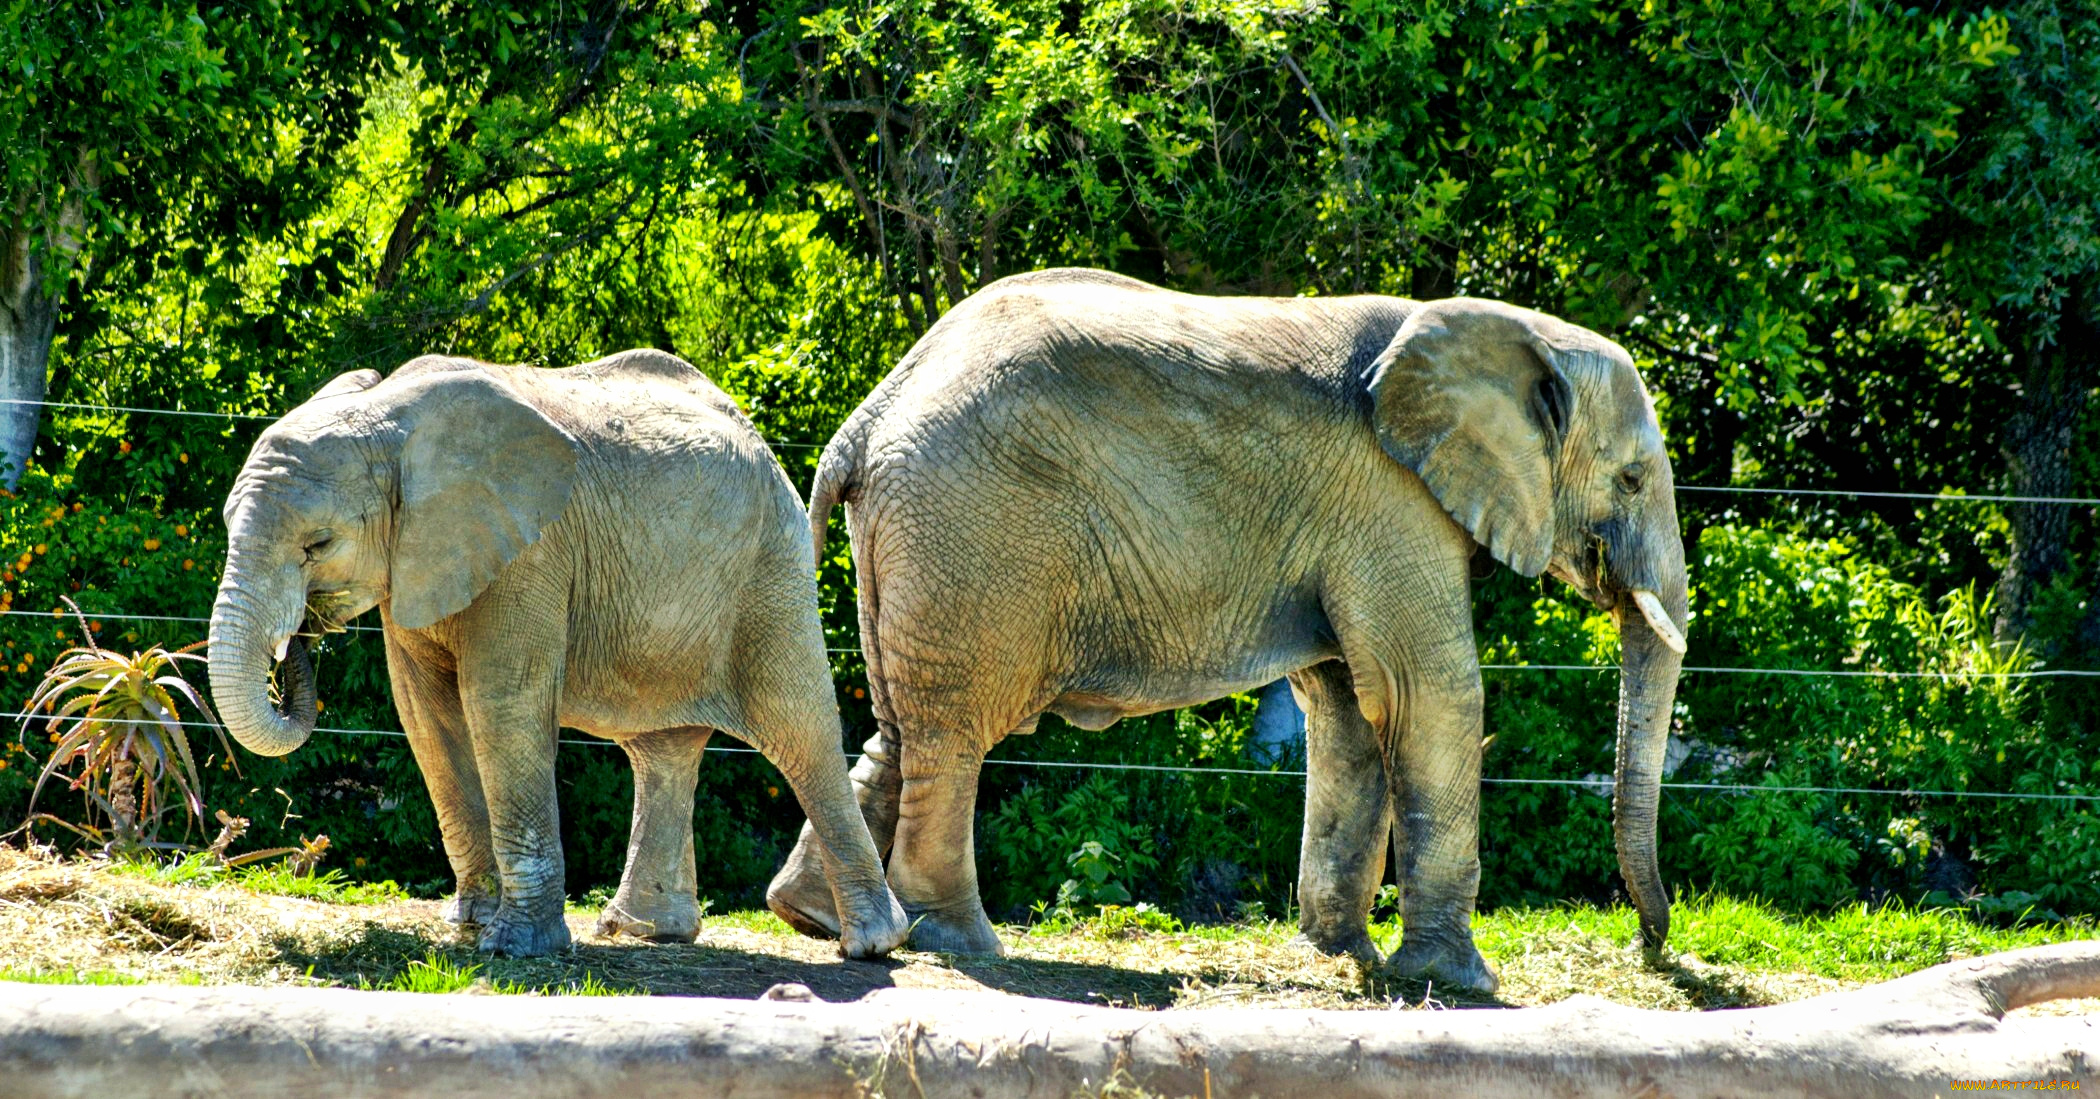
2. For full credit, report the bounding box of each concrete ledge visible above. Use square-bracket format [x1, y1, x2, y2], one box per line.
[1, 941, 2094, 1098]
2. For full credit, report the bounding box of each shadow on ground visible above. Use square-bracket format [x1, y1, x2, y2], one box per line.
[267, 921, 920, 1000]
[265, 910, 1409, 1008]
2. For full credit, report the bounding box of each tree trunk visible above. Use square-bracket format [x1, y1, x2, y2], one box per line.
[2, 158, 94, 491]
[0, 225, 65, 490]
[1994, 288, 2097, 647]
[0, 942, 2091, 1097]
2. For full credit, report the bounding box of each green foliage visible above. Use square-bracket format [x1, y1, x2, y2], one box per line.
[980, 775, 1158, 917]
[1474, 522, 2095, 918]
[1057, 841, 1136, 909]
[1028, 900, 1185, 939]
[1, 0, 2091, 929]
[1691, 773, 1863, 909]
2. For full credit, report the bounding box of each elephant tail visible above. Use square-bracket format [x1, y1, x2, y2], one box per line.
[806, 427, 862, 568]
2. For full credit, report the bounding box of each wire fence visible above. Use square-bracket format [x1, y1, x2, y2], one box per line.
[5, 394, 2099, 806]
[3, 710, 2093, 803]
[8, 395, 2100, 504]
[9, 608, 2100, 679]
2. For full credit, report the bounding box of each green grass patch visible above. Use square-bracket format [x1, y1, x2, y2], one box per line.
[1458, 892, 2091, 984]
[0, 967, 202, 986]
[358, 952, 630, 996]
[108, 852, 408, 905]
[701, 907, 794, 935]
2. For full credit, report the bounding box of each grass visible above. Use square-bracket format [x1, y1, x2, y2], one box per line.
[0, 967, 198, 986]
[0, 844, 2090, 1015]
[359, 952, 628, 995]
[107, 851, 410, 905]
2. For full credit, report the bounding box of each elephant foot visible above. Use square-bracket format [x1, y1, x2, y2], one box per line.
[597, 889, 701, 943]
[1386, 938, 1499, 995]
[766, 862, 842, 941]
[441, 888, 501, 928]
[835, 885, 910, 959]
[477, 905, 573, 957]
[1298, 927, 1383, 969]
[904, 905, 1004, 956]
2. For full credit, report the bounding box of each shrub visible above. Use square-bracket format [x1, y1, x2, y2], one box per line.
[15, 600, 228, 853]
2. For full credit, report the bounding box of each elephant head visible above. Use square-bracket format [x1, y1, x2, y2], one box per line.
[207, 361, 579, 756]
[1367, 299, 1687, 950]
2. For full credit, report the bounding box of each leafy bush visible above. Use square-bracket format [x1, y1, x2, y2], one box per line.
[1473, 522, 2093, 917]
[1691, 772, 1863, 908]
[979, 774, 1159, 917]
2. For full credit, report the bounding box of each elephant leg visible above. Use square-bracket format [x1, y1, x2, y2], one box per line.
[1381, 666, 1497, 994]
[767, 721, 902, 941]
[772, 733, 910, 959]
[599, 727, 710, 943]
[457, 645, 571, 958]
[889, 738, 1000, 955]
[1323, 542, 1496, 994]
[1292, 660, 1390, 967]
[382, 633, 499, 927]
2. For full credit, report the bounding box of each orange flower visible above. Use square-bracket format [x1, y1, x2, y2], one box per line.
[71, 502, 82, 513]
[32, 544, 44, 555]
[118, 440, 131, 454]
[174, 524, 189, 537]
[183, 559, 195, 571]
[143, 538, 161, 551]
[178, 453, 189, 464]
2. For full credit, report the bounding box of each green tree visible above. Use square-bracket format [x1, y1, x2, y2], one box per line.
[0, 1, 390, 488]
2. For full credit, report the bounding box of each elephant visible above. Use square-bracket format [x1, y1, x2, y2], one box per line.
[765, 269, 1687, 992]
[208, 349, 909, 959]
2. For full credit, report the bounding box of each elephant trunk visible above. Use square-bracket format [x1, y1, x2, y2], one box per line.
[207, 550, 318, 758]
[1609, 533, 1688, 952]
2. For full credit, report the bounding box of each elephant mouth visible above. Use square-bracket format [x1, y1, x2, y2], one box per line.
[302, 590, 356, 637]
[1557, 538, 1687, 655]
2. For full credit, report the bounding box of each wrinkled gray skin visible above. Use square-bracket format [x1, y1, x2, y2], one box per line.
[767, 270, 1687, 992]
[209, 351, 908, 959]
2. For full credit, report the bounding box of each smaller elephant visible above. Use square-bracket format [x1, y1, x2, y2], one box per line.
[208, 350, 907, 958]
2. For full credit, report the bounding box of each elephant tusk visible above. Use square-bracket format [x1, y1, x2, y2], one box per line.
[1630, 590, 1687, 655]
[273, 635, 289, 663]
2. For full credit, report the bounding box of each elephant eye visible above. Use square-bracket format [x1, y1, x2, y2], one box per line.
[1616, 465, 1644, 495]
[302, 533, 336, 561]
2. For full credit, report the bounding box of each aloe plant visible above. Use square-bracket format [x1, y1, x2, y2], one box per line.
[15, 598, 232, 854]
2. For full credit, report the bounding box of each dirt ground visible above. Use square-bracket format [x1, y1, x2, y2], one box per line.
[0, 847, 2091, 1017]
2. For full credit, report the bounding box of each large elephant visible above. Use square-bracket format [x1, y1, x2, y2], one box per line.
[766, 269, 1687, 992]
[209, 350, 908, 958]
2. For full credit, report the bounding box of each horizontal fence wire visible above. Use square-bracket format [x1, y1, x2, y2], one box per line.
[7, 401, 2098, 800]
[0, 397, 827, 449]
[2, 710, 2094, 802]
[7, 609, 2100, 677]
[7, 395, 2100, 504]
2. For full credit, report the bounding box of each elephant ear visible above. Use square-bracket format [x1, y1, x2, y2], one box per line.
[309, 369, 383, 402]
[1365, 298, 1582, 578]
[388, 370, 580, 630]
